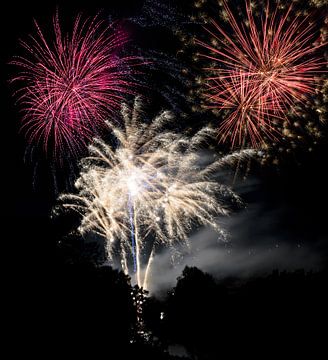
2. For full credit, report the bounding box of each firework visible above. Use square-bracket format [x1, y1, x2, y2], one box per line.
[197, 0, 326, 148]
[57, 98, 254, 289]
[11, 12, 139, 159]
[205, 71, 283, 148]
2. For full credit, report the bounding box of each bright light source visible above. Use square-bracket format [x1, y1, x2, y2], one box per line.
[127, 174, 141, 197]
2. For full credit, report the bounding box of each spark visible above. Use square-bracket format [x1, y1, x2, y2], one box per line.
[57, 98, 254, 289]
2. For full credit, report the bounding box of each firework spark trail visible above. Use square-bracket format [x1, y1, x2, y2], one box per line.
[132, 48, 193, 112]
[143, 247, 155, 290]
[11, 12, 140, 160]
[128, 194, 137, 273]
[206, 72, 283, 148]
[127, 0, 196, 29]
[57, 98, 255, 288]
[197, 0, 326, 148]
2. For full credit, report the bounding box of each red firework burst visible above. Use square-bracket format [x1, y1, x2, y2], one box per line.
[197, 0, 326, 148]
[11, 12, 139, 159]
[206, 72, 282, 148]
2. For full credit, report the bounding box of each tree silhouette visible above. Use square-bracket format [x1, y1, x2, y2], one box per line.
[147, 266, 328, 359]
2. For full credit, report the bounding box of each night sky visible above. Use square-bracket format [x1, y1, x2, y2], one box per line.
[1, 0, 327, 357]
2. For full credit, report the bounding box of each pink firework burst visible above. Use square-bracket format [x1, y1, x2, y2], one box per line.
[11, 12, 139, 159]
[197, 0, 326, 148]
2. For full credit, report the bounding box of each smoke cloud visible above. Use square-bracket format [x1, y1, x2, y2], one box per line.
[147, 178, 325, 294]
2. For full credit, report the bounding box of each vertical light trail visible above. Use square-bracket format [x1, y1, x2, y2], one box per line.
[128, 192, 141, 287]
[128, 193, 137, 273]
[134, 208, 142, 287]
[143, 247, 155, 290]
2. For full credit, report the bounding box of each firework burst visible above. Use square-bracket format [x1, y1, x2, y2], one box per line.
[57, 98, 254, 289]
[206, 71, 283, 148]
[11, 12, 139, 159]
[197, 0, 326, 148]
